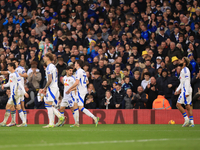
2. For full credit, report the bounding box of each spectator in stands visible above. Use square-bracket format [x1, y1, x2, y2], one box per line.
[144, 76, 158, 109]
[192, 70, 200, 95]
[123, 89, 134, 109]
[156, 69, 179, 105]
[100, 90, 114, 109]
[152, 91, 171, 110]
[132, 86, 148, 109]
[141, 72, 151, 90]
[93, 71, 102, 92]
[193, 88, 200, 109]
[113, 83, 126, 109]
[84, 95, 96, 109]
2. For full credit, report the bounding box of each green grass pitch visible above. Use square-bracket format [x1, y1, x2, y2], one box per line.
[0, 124, 199, 150]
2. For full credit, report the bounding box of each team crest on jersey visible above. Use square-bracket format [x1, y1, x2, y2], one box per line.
[64, 83, 69, 86]
[10, 80, 12, 82]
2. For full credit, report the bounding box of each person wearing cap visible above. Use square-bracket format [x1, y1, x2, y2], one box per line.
[139, 51, 148, 63]
[152, 91, 171, 110]
[155, 56, 162, 69]
[168, 56, 179, 73]
[156, 26, 168, 46]
[179, 22, 186, 35]
[188, 52, 199, 78]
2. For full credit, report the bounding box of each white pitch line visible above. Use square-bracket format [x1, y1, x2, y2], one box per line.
[0, 138, 200, 148]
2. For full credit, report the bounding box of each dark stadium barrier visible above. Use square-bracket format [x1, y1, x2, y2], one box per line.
[0, 109, 199, 124]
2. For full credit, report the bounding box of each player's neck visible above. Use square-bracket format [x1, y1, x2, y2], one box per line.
[46, 61, 51, 66]
[10, 69, 15, 73]
[76, 66, 81, 70]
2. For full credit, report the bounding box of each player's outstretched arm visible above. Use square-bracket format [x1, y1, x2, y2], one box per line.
[19, 72, 28, 78]
[0, 71, 9, 75]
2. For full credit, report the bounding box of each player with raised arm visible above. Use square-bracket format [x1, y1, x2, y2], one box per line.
[66, 60, 99, 127]
[42, 52, 66, 128]
[174, 57, 194, 127]
[0, 58, 28, 127]
[0, 63, 29, 127]
[55, 66, 79, 127]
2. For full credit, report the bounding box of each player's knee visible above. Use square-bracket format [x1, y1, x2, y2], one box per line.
[176, 103, 180, 108]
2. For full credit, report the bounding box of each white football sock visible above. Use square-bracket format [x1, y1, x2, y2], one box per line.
[23, 111, 27, 121]
[11, 110, 16, 123]
[3, 109, 10, 124]
[18, 110, 26, 124]
[52, 107, 62, 118]
[46, 107, 54, 126]
[82, 108, 95, 120]
[74, 108, 79, 124]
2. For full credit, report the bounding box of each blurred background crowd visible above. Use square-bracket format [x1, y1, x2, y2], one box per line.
[0, 0, 200, 109]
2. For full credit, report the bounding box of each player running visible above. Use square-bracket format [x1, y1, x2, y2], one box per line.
[66, 60, 99, 127]
[42, 53, 66, 128]
[55, 66, 79, 127]
[0, 58, 28, 127]
[175, 57, 194, 127]
[0, 63, 29, 127]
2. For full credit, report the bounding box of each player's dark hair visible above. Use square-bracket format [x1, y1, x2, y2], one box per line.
[11, 58, 19, 63]
[76, 60, 83, 68]
[8, 62, 16, 69]
[66, 66, 73, 70]
[45, 52, 54, 61]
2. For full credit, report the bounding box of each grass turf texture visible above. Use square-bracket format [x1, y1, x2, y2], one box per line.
[0, 124, 199, 150]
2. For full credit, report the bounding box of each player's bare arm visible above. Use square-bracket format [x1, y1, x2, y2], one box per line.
[43, 74, 53, 90]
[19, 73, 28, 78]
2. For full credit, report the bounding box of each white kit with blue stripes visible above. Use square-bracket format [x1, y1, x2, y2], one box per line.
[45, 63, 59, 105]
[176, 67, 192, 105]
[61, 75, 76, 107]
[75, 68, 88, 106]
[4, 72, 26, 105]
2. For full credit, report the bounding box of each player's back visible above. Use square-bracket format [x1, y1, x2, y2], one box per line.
[76, 68, 87, 94]
[46, 63, 58, 89]
[16, 66, 25, 85]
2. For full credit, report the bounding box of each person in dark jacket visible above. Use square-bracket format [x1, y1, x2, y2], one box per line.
[188, 52, 199, 78]
[192, 88, 200, 109]
[100, 90, 114, 109]
[84, 95, 96, 109]
[144, 76, 158, 109]
[56, 57, 67, 77]
[113, 83, 126, 109]
[131, 71, 141, 94]
[168, 42, 182, 59]
[93, 71, 102, 92]
[123, 89, 134, 109]
[132, 86, 148, 109]
[156, 69, 180, 105]
[192, 70, 200, 95]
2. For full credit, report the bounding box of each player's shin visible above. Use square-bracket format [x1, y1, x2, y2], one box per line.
[52, 107, 62, 118]
[11, 110, 16, 123]
[81, 107, 95, 119]
[3, 109, 11, 124]
[74, 108, 79, 124]
[18, 109, 26, 124]
[46, 107, 54, 126]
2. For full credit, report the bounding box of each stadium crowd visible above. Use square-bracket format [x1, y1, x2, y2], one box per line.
[0, 0, 200, 110]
